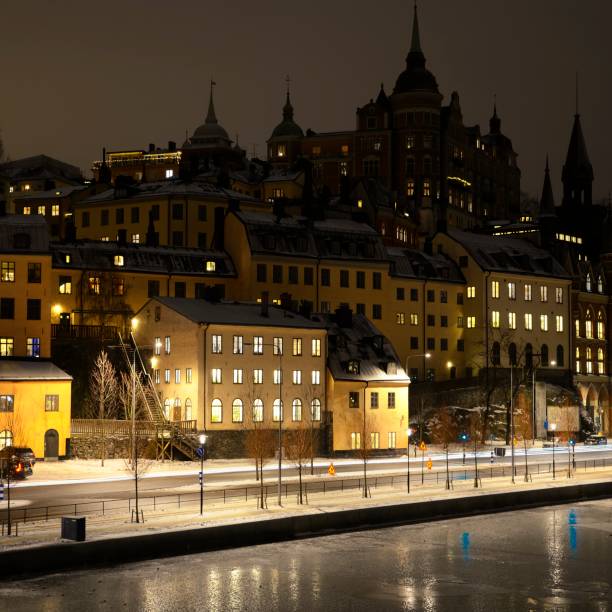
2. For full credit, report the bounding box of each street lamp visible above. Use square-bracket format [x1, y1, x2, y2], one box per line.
[531, 355, 556, 442]
[199, 433, 207, 515]
[406, 428, 412, 493]
[404, 352, 431, 456]
[550, 422, 557, 479]
[460, 432, 468, 465]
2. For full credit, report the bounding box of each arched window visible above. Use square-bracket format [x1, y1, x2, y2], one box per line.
[0, 430, 13, 449]
[311, 398, 321, 421]
[273, 399, 283, 422]
[586, 274, 592, 292]
[232, 399, 243, 423]
[508, 343, 517, 366]
[586, 347, 593, 374]
[598, 348, 605, 375]
[585, 312, 593, 339]
[491, 342, 501, 366]
[184, 398, 192, 421]
[597, 275, 603, 293]
[556, 345, 564, 367]
[163, 398, 171, 420]
[525, 344, 533, 369]
[292, 399, 302, 422]
[253, 399, 264, 422]
[211, 398, 223, 423]
[541, 344, 549, 367]
[597, 311, 605, 339]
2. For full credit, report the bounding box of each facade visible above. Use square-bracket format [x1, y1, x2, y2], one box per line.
[133, 297, 327, 438]
[0, 215, 72, 458]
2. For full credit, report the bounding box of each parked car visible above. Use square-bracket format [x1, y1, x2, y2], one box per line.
[585, 434, 608, 445]
[0, 448, 32, 479]
[9, 447, 36, 466]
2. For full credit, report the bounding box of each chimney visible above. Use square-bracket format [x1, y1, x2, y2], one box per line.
[168, 141, 176, 152]
[117, 229, 127, 246]
[261, 291, 269, 317]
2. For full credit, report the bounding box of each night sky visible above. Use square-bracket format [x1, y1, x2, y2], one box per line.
[1, 0, 610, 202]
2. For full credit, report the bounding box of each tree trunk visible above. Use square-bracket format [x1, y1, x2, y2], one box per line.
[473, 439, 479, 488]
[298, 464, 303, 504]
[445, 446, 450, 490]
[255, 457, 260, 481]
[523, 440, 529, 481]
[363, 454, 368, 498]
[259, 457, 265, 509]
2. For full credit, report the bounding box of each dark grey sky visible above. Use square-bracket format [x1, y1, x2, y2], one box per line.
[1, 0, 610, 202]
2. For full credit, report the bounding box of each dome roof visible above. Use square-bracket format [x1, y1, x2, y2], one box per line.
[269, 92, 303, 140]
[393, 5, 439, 95]
[188, 82, 231, 148]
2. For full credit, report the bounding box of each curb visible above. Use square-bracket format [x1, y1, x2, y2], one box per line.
[0, 479, 611, 579]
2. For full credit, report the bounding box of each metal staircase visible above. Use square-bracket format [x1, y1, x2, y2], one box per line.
[119, 333, 200, 461]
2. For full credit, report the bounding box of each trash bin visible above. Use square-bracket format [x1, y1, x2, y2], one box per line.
[61, 516, 86, 542]
[494, 447, 506, 457]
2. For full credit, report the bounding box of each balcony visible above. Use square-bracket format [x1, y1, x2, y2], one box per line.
[52, 324, 120, 341]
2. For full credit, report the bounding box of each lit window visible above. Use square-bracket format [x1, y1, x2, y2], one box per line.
[555, 287, 563, 304]
[370, 432, 380, 449]
[114, 255, 124, 266]
[233, 335, 243, 354]
[311, 370, 321, 385]
[597, 313, 605, 339]
[51, 204, 60, 217]
[154, 369, 160, 384]
[586, 315, 593, 339]
[388, 392, 395, 408]
[58, 275, 72, 294]
[406, 180, 415, 197]
[253, 369, 263, 384]
[233, 369, 243, 384]
[211, 399, 223, 423]
[186, 368, 192, 383]
[164, 369, 171, 384]
[165, 169, 174, 179]
[540, 285, 548, 302]
[388, 432, 396, 449]
[423, 179, 431, 197]
[467, 286, 476, 299]
[100, 236, 109, 242]
[396, 312, 405, 325]
[206, 261, 216, 272]
[575, 347, 581, 373]
[292, 399, 302, 421]
[175, 369, 181, 384]
[24, 184, 30, 191]
[272, 399, 283, 422]
[253, 336, 263, 355]
[508, 312, 516, 330]
[154, 337, 161, 356]
[311, 398, 321, 421]
[575, 319, 580, 337]
[27, 337, 41, 357]
[556, 315, 564, 333]
[253, 399, 264, 422]
[405, 135, 414, 150]
[524, 314, 533, 330]
[466, 316, 476, 328]
[491, 311, 500, 328]
[507, 282, 516, 300]
[211, 368, 222, 384]
[597, 275, 604, 293]
[164, 336, 171, 354]
[410, 313, 419, 326]
[311, 338, 320, 357]
[232, 399, 243, 423]
[131, 234, 140, 244]
[45, 395, 59, 411]
[312, 146, 321, 156]
[273, 336, 283, 355]
[540, 314, 548, 332]
[212, 334, 222, 354]
[38, 205, 45, 215]
[88, 276, 101, 295]
[1, 262, 15, 283]
[491, 281, 499, 299]
[23, 206, 31, 215]
[586, 274, 592, 292]
[524, 284, 532, 301]
[273, 369, 282, 384]
[292, 337, 302, 356]
[351, 432, 361, 450]
[292, 370, 302, 385]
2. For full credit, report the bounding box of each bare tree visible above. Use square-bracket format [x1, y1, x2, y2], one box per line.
[285, 419, 313, 504]
[467, 409, 486, 488]
[89, 350, 118, 466]
[514, 391, 533, 482]
[299, 381, 322, 475]
[431, 408, 458, 489]
[355, 411, 378, 498]
[124, 429, 153, 523]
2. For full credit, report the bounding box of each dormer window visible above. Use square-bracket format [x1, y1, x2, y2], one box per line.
[206, 260, 216, 272]
[64, 254, 71, 264]
[347, 359, 360, 375]
[586, 274, 592, 292]
[597, 275, 603, 293]
[114, 255, 124, 267]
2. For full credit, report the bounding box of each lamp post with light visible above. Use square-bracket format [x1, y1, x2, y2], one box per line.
[199, 433, 207, 515]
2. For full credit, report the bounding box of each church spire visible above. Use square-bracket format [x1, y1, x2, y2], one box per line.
[410, 2, 421, 53]
[489, 96, 501, 134]
[539, 155, 556, 217]
[561, 103, 593, 207]
[283, 75, 294, 122]
[206, 80, 218, 124]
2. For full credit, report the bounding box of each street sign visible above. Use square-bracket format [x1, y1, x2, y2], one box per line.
[544, 420, 549, 431]
[328, 463, 336, 476]
[198, 471, 203, 485]
[196, 447, 204, 458]
[426, 458, 433, 470]
[419, 441, 427, 452]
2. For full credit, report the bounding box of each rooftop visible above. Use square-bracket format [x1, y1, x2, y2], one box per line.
[0, 360, 72, 381]
[0, 214, 50, 253]
[386, 247, 464, 282]
[146, 297, 325, 329]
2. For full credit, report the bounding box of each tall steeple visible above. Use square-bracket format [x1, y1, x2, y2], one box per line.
[410, 2, 422, 54]
[206, 80, 218, 124]
[539, 156, 556, 217]
[489, 97, 501, 134]
[283, 75, 294, 122]
[561, 103, 593, 208]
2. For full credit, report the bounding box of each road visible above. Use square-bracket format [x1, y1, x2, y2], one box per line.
[2, 499, 610, 610]
[4, 444, 611, 513]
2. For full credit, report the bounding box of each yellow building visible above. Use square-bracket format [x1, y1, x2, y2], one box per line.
[133, 297, 327, 441]
[0, 214, 72, 459]
[323, 308, 410, 453]
[49, 241, 237, 336]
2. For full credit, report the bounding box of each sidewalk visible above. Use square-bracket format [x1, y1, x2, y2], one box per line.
[2, 463, 611, 552]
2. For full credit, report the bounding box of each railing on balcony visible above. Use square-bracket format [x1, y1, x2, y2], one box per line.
[52, 324, 120, 341]
[71, 419, 198, 436]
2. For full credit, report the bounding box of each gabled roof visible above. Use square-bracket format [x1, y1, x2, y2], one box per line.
[0, 154, 83, 183]
[146, 297, 325, 329]
[441, 228, 569, 279]
[0, 360, 72, 381]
